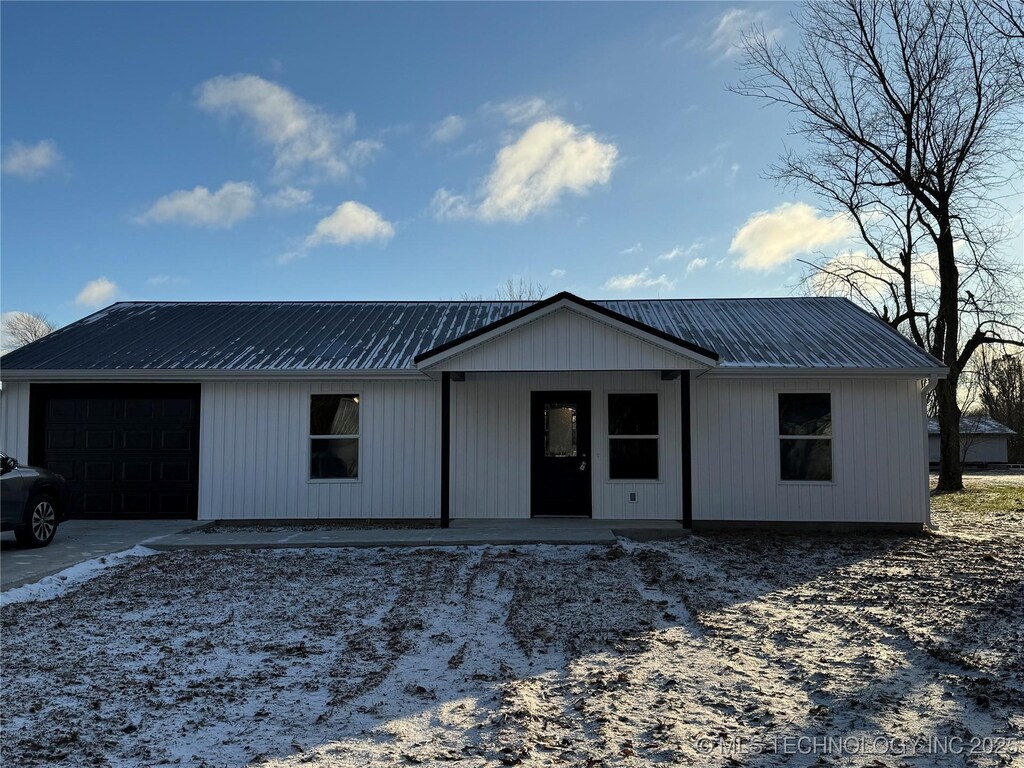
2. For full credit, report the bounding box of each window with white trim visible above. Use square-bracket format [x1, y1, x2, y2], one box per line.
[310, 394, 360, 479]
[608, 393, 659, 480]
[778, 393, 832, 481]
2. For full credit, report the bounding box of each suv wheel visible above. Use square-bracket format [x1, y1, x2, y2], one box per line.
[15, 495, 58, 547]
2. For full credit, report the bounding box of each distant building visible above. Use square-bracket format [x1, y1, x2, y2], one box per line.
[928, 415, 1015, 466]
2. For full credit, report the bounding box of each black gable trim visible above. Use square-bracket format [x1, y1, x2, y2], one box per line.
[413, 291, 719, 364]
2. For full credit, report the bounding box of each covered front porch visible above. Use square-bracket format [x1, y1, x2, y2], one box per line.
[413, 293, 721, 525]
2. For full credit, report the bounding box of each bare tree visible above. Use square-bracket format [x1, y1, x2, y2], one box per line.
[461, 277, 547, 302]
[978, 0, 1024, 83]
[495, 277, 546, 302]
[977, 349, 1024, 463]
[1, 311, 56, 352]
[735, 0, 1024, 490]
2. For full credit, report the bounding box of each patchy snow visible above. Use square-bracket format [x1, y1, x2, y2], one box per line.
[1, 503, 1022, 767]
[0, 545, 157, 607]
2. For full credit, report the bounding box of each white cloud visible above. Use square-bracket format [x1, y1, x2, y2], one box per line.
[482, 97, 551, 125]
[477, 119, 618, 222]
[730, 202, 855, 271]
[550, 268, 567, 278]
[1, 139, 61, 179]
[344, 139, 383, 166]
[810, 249, 940, 298]
[196, 74, 377, 181]
[687, 257, 709, 272]
[603, 268, 676, 293]
[305, 201, 394, 248]
[430, 115, 466, 144]
[75, 277, 118, 307]
[139, 181, 257, 228]
[709, 8, 782, 61]
[658, 240, 706, 262]
[620, 243, 644, 255]
[265, 186, 313, 210]
[430, 188, 474, 221]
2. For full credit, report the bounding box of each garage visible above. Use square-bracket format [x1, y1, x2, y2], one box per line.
[28, 384, 200, 519]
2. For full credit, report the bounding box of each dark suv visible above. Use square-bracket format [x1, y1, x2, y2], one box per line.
[1, 452, 69, 547]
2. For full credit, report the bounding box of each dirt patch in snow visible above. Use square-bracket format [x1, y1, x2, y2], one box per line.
[2, 498, 1022, 767]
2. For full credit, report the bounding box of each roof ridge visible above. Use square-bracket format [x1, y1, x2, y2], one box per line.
[106, 296, 847, 307]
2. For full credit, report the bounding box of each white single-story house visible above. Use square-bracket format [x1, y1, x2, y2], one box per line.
[927, 415, 1015, 466]
[0, 292, 947, 530]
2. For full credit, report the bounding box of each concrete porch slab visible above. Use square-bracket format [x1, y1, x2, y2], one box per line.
[144, 518, 687, 551]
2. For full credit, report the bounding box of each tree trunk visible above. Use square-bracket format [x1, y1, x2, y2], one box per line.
[934, 218, 963, 492]
[936, 376, 964, 491]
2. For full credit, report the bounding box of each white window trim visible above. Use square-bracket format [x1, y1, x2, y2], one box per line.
[607, 391, 661, 483]
[307, 392, 362, 484]
[776, 389, 836, 486]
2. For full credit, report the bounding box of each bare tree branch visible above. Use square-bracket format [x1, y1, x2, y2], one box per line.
[735, 0, 1024, 491]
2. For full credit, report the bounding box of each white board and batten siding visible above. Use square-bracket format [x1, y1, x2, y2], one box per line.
[199, 380, 440, 520]
[0, 382, 31, 460]
[691, 376, 929, 525]
[451, 371, 683, 520]
[424, 307, 706, 372]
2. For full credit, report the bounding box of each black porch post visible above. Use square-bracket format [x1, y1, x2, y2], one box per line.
[681, 370, 693, 529]
[440, 371, 451, 528]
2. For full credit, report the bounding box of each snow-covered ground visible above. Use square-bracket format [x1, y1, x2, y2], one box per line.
[2, 501, 1021, 767]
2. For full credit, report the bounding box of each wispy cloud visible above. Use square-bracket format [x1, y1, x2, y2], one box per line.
[264, 186, 313, 210]
[687, 257, 709, 272]
[603, 268, 676, 293]
[146, 274, 186, 286]
[708, 8, 782, 61]
[75, 277, 118, 307]
[196, 74, 379, 181]
[619, 243, 644, 256]
[1, 139, 62, 179]
[657, 240, 706, 262]
[138, 181, 258, 228]
[429, 115, 466, 144]
[550, 268, 567, 278]
[481, 97, 552, 125]
[730, 202, 854, 271]
[430, 188, 474, 221]
[433, 118, 617, 223]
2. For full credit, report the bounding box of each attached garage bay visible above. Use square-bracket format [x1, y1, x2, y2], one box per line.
[28, 384, 200, 519]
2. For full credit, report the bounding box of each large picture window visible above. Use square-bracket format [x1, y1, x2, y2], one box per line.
[778, 392, 832, 482]
[608, 393, 658, 480]
[310, 394, 360, 480]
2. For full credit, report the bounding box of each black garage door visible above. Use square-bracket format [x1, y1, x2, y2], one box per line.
[29, 384, 200, 519]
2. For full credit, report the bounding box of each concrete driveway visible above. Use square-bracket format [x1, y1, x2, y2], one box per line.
[0, 519, 206, 591]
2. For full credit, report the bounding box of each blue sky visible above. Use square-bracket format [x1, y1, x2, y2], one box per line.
[2, 1, 869, 327]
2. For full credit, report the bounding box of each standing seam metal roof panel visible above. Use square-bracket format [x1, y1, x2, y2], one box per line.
[0, 298, 944, 372]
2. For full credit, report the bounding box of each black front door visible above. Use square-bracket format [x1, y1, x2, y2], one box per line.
[531, 391, 591, 517]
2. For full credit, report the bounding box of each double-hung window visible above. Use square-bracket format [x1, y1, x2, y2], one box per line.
[608, 393, 659, 480]
[778, 393, 832, 482]
[309, 394, 360, 480]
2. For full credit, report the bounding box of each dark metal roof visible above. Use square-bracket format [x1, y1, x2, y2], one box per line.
[927, 416, 1015, 436]
[0, 297, 944, 374]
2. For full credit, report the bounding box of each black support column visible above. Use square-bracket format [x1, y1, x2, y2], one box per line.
[681, 370, 693, 529]
[440, 371, 451, 528]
